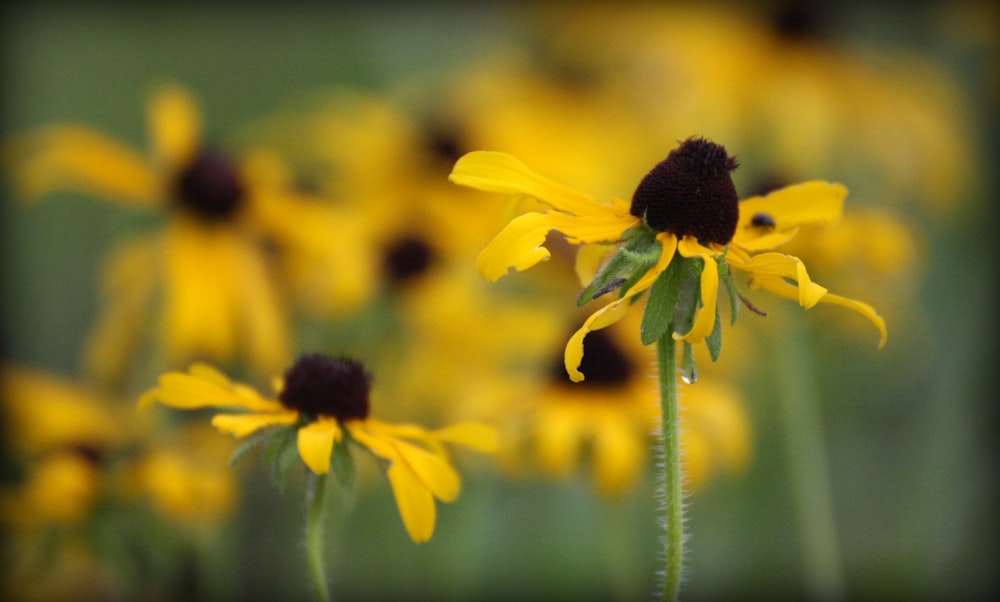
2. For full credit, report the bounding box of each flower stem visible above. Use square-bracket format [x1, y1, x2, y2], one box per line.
[657, 332, 684, 602]
[305, 471, 331, 602]
[775, 313, 845, 600]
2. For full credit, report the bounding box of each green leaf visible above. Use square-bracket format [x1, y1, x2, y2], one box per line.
[706, 299, 723, 362]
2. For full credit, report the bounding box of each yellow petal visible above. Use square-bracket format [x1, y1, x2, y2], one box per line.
[674, 237, 721, 343]
[732, 252, 828, 308]
[536, 405, 580, 478]
[391, 438, 462, 503]
[231, 230, 292, 375]
[161, 219, 245, 364]
[449, 151, 602, 217]
[733, 181, 846, 251]
[83, 238, 157, 385]
[142, 367, 282, 412]
[565, 233, 676, 382]
[431, 422, 500, 453]
[385, 461, 437, 543]
[210, 411, 298, 438]
[815, 292, 888, 349]
[475, 212, 555, 282]
[296, 418, 342, 474]
[147, 83, 201, 171]
[5, 125, 160, 205]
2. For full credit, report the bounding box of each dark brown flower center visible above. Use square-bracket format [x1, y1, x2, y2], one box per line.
[629, 137, 740, 245]
[278, 354, 371, 420]
[383, 236, 435, 284]
[173, 148, 245, 220]
[550, 329, 633, 388]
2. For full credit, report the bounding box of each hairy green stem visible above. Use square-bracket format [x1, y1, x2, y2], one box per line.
[775, 314, 845, 600]
[305, 471, 331, 602]
[657, 332, 684, 602]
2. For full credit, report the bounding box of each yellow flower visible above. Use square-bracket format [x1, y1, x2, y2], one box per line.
[449, 138, 887, 382]
[140, 354, 498, 543]
[3, 83, 363, 382]
[130, 423, 239, 526]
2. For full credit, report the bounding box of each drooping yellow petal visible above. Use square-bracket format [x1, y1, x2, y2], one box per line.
[732, 252, 828, 308]
[675, 236, 721, 343]
[733, 181, 846, 251]
[83, 238, 158, 385]
[476, 210, 636, 282]
[210, 411, 298, 438]
[475, 212, 556, 282]
[814, 292, 888, 349]
[296, 418, 342, 474]
[385, 461, 437, 543]
[449, 151, 604, 217]
[390, 438, 462, 503]
[536, 405, 581, 478]
[5, 125, 160, 205]
[565, 233, 676, 382]
[161, 218, 241, 364]
[231, 227, 292, 376]
[592, 412, 644, 497]
[147, 83, 201, 172]
[141, 366, 283, 413]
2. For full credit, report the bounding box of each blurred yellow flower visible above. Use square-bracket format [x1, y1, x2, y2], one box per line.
[140, 354, 498, 543]
[3, 83, 372, 383]
[130, 423, 239, 526]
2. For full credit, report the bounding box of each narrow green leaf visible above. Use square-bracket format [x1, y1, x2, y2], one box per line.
[331, 437, 356, 492]
[706, 300, 723, 361]
[577, 227, 658, 306]
[228, 428, 272, 466]
[719, 260, 741, 325]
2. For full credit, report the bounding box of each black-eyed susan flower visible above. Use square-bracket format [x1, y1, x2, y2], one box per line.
[450, 136, 886, 601]
[3, 83, 369, 385]
[139, 354, 498, 544]
[450, 137, 886, 383]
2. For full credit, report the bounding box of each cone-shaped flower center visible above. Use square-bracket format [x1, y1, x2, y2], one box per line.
[278, 354, 371, 420]
[384, 236, 435, 284]
[173, 149, 245, 220]
[551, 329, 633, 387]
[630, 137, 740, 245]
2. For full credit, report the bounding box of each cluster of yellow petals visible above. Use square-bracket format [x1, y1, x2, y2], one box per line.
[450, 151, 886, 382]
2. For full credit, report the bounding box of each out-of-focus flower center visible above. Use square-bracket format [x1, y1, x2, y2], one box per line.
[278, 354, 371, 421]
[630, 137, 740, 245]
[551, 329, 633, 387]
[173, 149, 245, 220]
[384, 236, 435, 284]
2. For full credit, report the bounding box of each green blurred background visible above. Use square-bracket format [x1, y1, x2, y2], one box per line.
[2, 2, 997, 600]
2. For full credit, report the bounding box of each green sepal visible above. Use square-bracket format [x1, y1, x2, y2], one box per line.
[717, 251, 741, 326]
[706, 297, 723, 362]
[261, 423, 301, 487]
[576, 226, 659, 306]
[330, 434, 356, 494]
[228, 426, 274, 467]
[681, 340, 698, 384]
